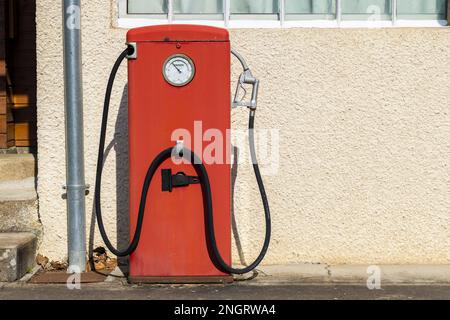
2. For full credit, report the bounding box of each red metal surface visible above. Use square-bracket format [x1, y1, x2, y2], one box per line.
[127, 25, 231, 278]
[127, 24, 229, 42]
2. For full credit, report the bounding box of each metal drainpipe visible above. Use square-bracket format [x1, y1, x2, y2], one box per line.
[63, 0, 86, 273]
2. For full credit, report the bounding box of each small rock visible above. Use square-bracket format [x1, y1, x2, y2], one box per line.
[109, 266, 125, 277]
[50, 260, 68, 271]
[44, 262, 53, 271]
[106, 258, 118, 270]
[36, 254, 49, 267]
[94, 261, 106, 270]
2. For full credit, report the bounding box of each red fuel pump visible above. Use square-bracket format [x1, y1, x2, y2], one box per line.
[95, 25, 270, 283]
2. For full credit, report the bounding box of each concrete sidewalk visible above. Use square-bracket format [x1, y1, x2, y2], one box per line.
[1, 264, 450, 300]
[1, 281, 450, 300]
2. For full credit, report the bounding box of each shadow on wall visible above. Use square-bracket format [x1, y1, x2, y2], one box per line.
[89, 84, 129, 267]
[231, 145, 248, 266]
[88, 84, 248, 268]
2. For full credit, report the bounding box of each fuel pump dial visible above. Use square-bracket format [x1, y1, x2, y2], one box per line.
[163, 54, 195, 87]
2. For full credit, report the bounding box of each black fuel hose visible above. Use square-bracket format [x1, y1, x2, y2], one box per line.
[95, 47, 138, 256]
[196, 111, 271, 274]
[95, 47, 271, 274]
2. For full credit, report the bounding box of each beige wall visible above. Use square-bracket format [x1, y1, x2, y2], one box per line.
[36, 0, 450, 265]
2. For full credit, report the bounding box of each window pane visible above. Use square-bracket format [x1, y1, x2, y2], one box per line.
[128, 0, 167, 14]
[286, 0, 334, 14]
[231, 0, 279, 14]
[397, 0, 447, 15]
[342, 0, 391, 19]
[174, 0, 223, 14]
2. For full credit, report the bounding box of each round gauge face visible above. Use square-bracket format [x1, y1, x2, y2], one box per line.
[163, 54, 195, 87]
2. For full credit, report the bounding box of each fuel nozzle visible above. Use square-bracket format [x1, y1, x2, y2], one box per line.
[231, 49, 259, 111]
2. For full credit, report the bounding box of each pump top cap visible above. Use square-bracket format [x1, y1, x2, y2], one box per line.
[127, 25, 230, 43]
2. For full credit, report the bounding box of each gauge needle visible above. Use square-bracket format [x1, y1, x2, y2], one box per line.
[172, 63, 182, 73]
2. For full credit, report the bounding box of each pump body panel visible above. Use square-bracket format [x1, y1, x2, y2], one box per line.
[127, 25, 231, 278]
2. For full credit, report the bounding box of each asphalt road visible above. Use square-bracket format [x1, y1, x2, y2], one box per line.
[1, 282, 450, 300]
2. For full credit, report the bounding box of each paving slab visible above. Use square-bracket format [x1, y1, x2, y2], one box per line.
[1, 281, 450, 300]
[0, 232, 37, 282]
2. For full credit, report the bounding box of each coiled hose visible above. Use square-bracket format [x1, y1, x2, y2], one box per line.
[94, 46, 271, 274]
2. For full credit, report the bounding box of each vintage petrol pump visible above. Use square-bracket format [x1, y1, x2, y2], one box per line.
[95, 25, 270, 283]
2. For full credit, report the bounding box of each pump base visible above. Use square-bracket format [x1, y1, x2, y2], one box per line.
[128, 275, 234, 285]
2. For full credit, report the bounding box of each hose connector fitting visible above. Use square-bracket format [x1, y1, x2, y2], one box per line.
[126, 42, 137, 59]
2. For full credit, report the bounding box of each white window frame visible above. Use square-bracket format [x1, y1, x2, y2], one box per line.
[118, 0, 448, 29]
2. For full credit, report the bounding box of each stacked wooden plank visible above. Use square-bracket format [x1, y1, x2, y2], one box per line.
[8, 0, 37, 148]
[0, 0, 37, 149]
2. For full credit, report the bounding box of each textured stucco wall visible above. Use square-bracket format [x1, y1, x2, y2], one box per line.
[36, 1, 450, 265]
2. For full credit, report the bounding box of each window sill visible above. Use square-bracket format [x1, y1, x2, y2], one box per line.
[117, 18, 448, 29]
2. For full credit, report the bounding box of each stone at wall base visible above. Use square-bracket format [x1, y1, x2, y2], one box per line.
[0, 232, 37, 282]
